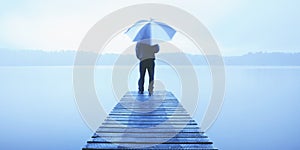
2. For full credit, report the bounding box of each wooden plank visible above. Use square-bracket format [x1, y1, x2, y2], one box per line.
[101, 122, 197, 125]
[93, 133, 207, 138]
[106, 116, 192, 119]
[97, 124, 200, 128]
[110, 109, 187, 112]
[108, 113, 189, 116]
[97, 127, 203, 132]
[110, 111, 188, 114]
[113, 107, 184, 110]
[83, 143, 216, 150]
[117, 102, 182, 105]
[105, 118, 195, 122]
[88, 139, 212, 144]
[88, 137, 210, 143]
[97, 126, 200, 129]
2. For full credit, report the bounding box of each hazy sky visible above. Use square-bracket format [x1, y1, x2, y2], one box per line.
[0, 0, 299, 55]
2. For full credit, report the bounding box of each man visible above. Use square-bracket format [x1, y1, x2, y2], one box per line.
[135, 42, 159, 96]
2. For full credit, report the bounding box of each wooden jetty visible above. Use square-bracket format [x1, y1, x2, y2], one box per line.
[82, 91, 217, 149]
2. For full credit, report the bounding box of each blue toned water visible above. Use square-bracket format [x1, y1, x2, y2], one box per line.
[0, 66, 299, 149]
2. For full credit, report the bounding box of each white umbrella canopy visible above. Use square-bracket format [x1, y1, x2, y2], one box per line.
[125, 19, 176, 45]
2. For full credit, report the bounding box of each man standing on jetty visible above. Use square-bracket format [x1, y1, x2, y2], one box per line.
[135, 41, 159, 96]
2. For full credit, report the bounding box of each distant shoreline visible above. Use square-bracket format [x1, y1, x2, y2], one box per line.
[1, 49, 300, 66]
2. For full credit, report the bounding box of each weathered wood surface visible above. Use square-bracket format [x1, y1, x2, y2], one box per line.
[82, 91, 217, 150]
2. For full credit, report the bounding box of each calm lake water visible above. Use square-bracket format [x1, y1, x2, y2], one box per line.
[0, 66, 299, 149]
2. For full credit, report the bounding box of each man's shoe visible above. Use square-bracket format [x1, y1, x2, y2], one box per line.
[148, 92, 153, 96]
[138, 91, 144, 94]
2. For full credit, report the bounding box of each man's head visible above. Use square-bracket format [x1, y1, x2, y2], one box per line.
[138, 39, 151, 45]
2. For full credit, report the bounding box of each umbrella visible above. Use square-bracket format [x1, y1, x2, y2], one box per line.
[125, 19, 176, 45]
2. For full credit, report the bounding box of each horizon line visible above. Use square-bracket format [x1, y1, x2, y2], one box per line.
[1, 48, 300, 57]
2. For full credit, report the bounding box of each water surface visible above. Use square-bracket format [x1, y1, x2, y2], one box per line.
[0, 66, 299, 149]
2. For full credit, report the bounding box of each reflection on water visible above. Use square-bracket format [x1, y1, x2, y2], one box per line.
[0, 66, 299, 149]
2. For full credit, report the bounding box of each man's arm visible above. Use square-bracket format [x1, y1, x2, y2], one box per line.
[136, 43, 142, 60]
[153, 44, 159, 53]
